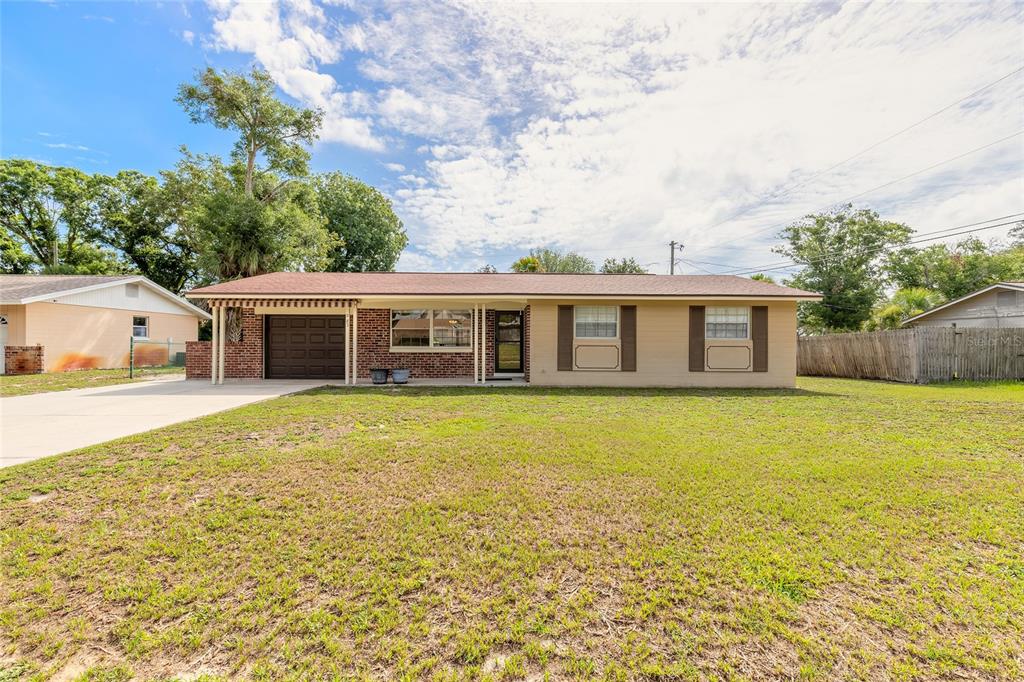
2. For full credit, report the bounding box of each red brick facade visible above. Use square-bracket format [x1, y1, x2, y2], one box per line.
[4, 345, 44, 375]
[185, 308, 264, 379]
[184, 306, 519, 381]
[355, 308, 495, 379]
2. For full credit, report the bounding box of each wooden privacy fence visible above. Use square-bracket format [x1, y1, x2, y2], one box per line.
[798, 328, 1024, 383]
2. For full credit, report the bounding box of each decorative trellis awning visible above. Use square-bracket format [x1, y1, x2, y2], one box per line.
[206, 297, 359, 308]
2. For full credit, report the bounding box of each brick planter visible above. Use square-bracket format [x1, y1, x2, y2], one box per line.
[4, 345, 44, 375]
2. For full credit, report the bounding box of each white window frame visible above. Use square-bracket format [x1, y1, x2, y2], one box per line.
[705, 306, 750, 340]
[574, 305, 619, 340]
[390, 309, 472, 352]
[132, 316, 149, 339]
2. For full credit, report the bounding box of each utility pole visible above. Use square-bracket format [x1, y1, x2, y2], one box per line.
[669, 241, 683, 275]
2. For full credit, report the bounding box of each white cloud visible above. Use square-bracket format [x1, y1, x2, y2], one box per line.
[46, 143, 90, 151]
[382, 162, 405, 172]
[182, 29, 195, 45]
[200, 1, 1024, 271]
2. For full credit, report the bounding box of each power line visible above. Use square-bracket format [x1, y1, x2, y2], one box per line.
[688, 129, 1024, 258]
[690, 65, 1024, 241]
[728, 216, 1024, 277]
[715, 211, 1024, 274]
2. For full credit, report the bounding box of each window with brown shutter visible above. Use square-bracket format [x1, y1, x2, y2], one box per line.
[620, 305, 636, 371]
[752, 306, 768, 372]
[557, 305, 573, 371]
[688, 306, 705, 372]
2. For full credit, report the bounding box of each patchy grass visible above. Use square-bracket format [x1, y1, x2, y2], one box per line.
[1, 378, 1022, 680]
[0, 367, 184, 398]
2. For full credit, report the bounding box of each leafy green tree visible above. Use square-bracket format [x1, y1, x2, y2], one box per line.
[510, 255, 541, 272]
[864, 287, 945, 331]
[176, 67, 323, 198]
[600, 257, 648, 274]
[887, 237, 1024, 300]
[477, 264, 498, 273]
[94, 170, 198, 293]
[511, 248, 595, 273]
[1010, 221, 1024, 247]
[775, 205, 912, 333]
[0, 229, 34, 273]
[164, 152, 335, 282]
[749, 273, 775, 283]
[0, 159, 119, 272]
[311, 172, 407, 272]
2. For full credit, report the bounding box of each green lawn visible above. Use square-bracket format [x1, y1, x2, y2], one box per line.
[1, 378, 1022, 681]
[0, 367, 184, 398]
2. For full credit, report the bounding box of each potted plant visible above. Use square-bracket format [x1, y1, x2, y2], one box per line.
[370, 368, 388, 384]
[391, 368, 410, 384]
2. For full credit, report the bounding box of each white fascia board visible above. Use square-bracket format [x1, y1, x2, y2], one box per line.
[22, 275, 212, 320]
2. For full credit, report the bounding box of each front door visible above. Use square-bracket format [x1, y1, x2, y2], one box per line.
[495, 311, 523, 374]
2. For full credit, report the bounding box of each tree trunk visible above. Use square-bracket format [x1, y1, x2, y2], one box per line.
[244, 143, 256, 198]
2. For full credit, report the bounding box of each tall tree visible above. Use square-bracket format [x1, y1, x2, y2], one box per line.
[164, 151, 335, 282]
[0, 229, 34, 273]
[887, 237, 1024, 300]
[176, 67, 323, 198]
[311, 172, 407, 272]
[750, 273, 775, 283]
[95, 170, 198, 293]
[511, 248, 595, 273]
[863, 287, 945, 331]
[775, 205, 911, 333]
[0, 159, 117, 272]
[600, 257, 648, 274]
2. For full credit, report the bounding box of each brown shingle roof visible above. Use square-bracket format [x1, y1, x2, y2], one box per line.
[0, 275, 136, 303]
[188, 272, 821, 299]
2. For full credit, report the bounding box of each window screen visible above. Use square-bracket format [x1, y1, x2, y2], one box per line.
[391, 310, 430, 346]
[132, 316, 149, 338]
[575, 306, 618, 338]
[431, 309, 472, 347]
[706, 306, 749, 339]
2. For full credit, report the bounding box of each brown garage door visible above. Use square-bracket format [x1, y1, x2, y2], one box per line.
[265, 315, 346, 379]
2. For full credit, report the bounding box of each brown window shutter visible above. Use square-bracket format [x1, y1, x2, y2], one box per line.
[620, 305, 636, 371]
[688, 306, 705, 372]
[752, 306, 768, 372]
[557, 305, 573, 371]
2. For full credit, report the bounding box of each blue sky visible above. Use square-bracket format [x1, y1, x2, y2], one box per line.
[3, 1, 1023, 274]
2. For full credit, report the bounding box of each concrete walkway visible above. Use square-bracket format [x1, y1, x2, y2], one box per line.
[0, 377, 328, 468]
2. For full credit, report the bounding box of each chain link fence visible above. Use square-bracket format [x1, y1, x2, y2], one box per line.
[128, 338, 190, 378]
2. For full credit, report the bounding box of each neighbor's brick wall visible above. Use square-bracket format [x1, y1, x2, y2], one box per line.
[356, 308, 495, 379]
[185, 308, 264, 379]
[4, 345, 44, 375]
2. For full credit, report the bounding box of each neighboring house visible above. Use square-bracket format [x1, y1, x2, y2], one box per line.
[0, 275, 211, 375]
[185, 272, 821, 387]
[902, 282, 1024, 328]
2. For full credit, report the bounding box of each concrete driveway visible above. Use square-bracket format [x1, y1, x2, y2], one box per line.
[0, 377, 330, 468]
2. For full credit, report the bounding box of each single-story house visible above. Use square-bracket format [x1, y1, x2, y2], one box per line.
[902, 282, 1024, 328]
[0, 275, 210, 374]
[185, 272, 820, 387]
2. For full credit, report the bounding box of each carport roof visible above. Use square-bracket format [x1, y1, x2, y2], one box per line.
[187, 272, 822, 300]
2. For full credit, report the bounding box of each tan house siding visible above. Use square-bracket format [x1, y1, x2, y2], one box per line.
[528, 299, 798, 387]
[23, 302, 199, 372]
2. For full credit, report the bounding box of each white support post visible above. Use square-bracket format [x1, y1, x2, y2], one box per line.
[344, 304, 352, 385]
[472, 304, 478, 384]
[352, 304, 358, 386]
[480, 304, 486, 384]
[217, 305, 226, 385]
[210, 305, 218, 385]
